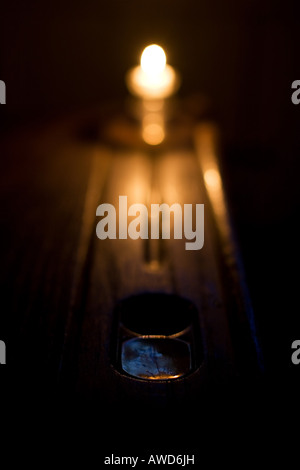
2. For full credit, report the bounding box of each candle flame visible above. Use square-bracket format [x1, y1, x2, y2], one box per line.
[141, 44, 167, 78]
[126, 43, 179, 100]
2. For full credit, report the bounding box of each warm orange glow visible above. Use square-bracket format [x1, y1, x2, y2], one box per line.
[195, 124, 231, 238]
[143, 112, 164, 128]
[126, 44, 180, 99]
[119, 154, 151, 205]
[142, 113, 165, 145]
[204, 168, 222, 190]
[143, 99, 164, 112]
[142, 124, 165, 145]
[130, 176, 148, 201]
[126, 44, 180, 145]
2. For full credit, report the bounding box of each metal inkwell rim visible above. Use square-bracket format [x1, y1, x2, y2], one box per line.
[112, 293, 202, 381]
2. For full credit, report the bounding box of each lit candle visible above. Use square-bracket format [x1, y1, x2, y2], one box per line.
[126, 44, 180, 145]
[126, 44, 180, 100]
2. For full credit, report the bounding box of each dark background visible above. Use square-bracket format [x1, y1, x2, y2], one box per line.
[0, 0, 299, 460]
[0, 0, 299, 144]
